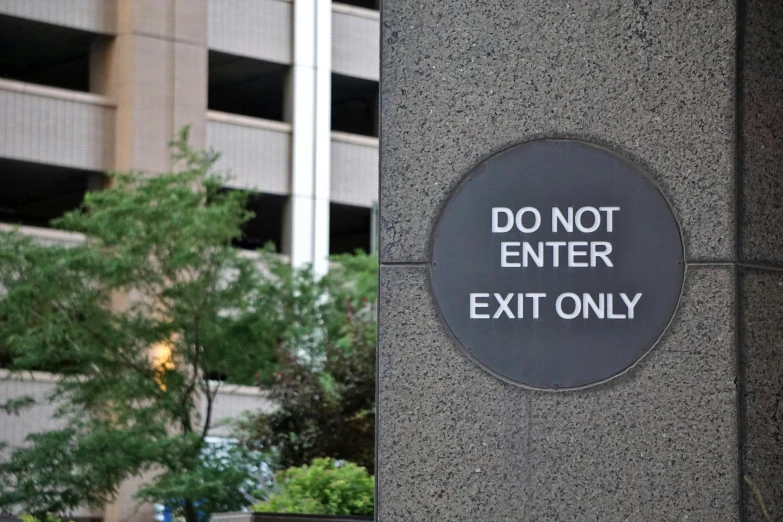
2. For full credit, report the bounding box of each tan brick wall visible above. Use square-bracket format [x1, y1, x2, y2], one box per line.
[330, 132, 379, 208]
[0, 371, 61, 457]
[0, 371, 102, 518]
[0, 0, 116, 34]
[0, 80, 115, 172]
[207, 111, 292, 195]
[332, 4, 379, 81]
[0, 371, 273, 521]
[208, 0, 293, 65]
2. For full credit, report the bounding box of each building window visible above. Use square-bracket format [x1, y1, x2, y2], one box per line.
[0, 158, 103, 228]
[233, 191, 286, 252]
[331, 74, 378, 137]
[336, 0, 379, 10]
[0, 15, 99, 92]
[330, 203, 371, 255]
[208, 51, 288, 122]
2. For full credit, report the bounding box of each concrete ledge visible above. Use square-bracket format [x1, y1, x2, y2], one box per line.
[0, 224, 86, 246]
[213, 514, 372, 522]
[0, 368, 61, 383]
[332, 3, 380, 20]
[0, 78, 116, 107]
[331, 131, 379, 148]
[207, 111, 292, 133]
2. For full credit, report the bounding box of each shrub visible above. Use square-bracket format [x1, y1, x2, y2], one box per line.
[20, 515, 64, 522]
[240, 252, 377, 474]
[253, 458, 373, 516]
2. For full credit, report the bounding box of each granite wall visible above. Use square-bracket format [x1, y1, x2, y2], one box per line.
[740, 2, 783, 521]
[379, 1, 783, 520]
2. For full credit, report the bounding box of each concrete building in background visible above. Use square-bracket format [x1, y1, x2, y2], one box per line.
[0, 0, 378, 520]
[0, 0, 379, 275]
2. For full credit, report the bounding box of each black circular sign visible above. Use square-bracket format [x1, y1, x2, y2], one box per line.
[429, 140, 684, 390]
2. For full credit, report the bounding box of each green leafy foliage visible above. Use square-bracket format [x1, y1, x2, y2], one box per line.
[253, 458, 373, 516]
[0, 129, 272, 521]
[135, 438, 269, 517]
[0, 396, 36, 415]
[240, 252, 377, 474]
[20, 513, 64, 522]
[0, 129, 379, 520]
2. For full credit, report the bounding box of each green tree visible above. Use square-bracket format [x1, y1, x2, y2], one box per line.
[0, 129, 272, 521]
[240, 252, 377, 474]
[253, 458, 374, 516]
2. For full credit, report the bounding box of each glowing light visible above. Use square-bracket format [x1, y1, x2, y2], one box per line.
[151, 340, 174, 390]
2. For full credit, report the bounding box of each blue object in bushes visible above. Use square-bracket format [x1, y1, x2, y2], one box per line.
[161, 500, 208, 522]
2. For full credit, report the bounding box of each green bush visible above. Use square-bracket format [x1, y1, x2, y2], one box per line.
[253, 458, 373, 516]
[20, 515, 65, 522]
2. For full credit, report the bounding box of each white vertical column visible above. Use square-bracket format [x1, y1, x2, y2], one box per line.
[313, 0, 332, 275]
[284, 0, 332, 275]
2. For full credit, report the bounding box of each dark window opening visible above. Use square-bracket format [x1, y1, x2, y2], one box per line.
[204, 370, 228, 381]
[209, 51, 288, 121]
[0, 15, 98, 92]
[0, 158, 103, 228]
[336, 0, 379, 10]
[331, 73, 378, 137]
[330, 203, 371, 255]
[0, 159, 103, 373]
[233, 191, 286, 252]
[0, 344, 12, 370]
[0, 341, 85, 373]
[0, 333, 86, 373]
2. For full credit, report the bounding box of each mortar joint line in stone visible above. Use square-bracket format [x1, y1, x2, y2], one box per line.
[688, 261, 783, 273]
[735, 261, 783, 273]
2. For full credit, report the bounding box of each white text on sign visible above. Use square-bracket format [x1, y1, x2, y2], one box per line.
[468, 206, 643, 321]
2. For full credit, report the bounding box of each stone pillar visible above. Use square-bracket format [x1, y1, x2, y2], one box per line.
[90, 0, 209, 342]
[95, 4, 209, 520]
[282, 0, 332, 274]
[379, 1, 781, 520]
[91, 0, 208, 174]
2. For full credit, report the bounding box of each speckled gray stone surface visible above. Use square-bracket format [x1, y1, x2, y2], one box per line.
[529, 265, 738, 521]
[740, 1, 783, 266]
[381, 0, 735, 264]
[740, 268, 783, 522]
[377, 265, 530, 522]
[377, 265, 738, 521]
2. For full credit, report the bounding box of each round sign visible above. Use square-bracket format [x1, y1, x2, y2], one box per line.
[429, 140, 684, 390]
